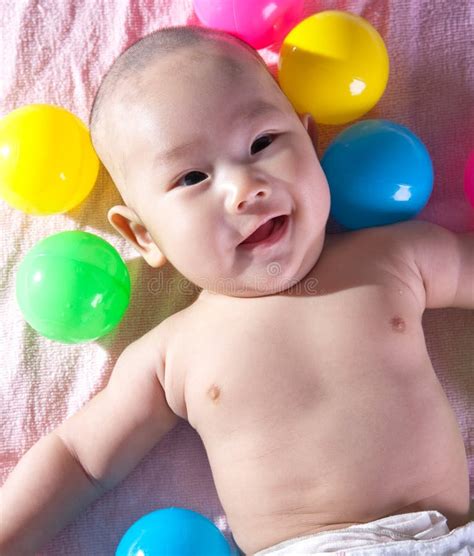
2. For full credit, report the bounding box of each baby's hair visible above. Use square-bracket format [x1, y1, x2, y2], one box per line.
[89, 25, 267, 149]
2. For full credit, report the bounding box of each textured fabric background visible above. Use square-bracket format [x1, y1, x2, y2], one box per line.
[0, 1, 473, 554]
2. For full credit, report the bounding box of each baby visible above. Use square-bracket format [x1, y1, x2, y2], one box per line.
[1, 25, 474, 556]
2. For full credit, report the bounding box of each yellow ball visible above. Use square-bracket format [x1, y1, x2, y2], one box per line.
[278, 11, 389, 125]
[0, 104, 99, 215]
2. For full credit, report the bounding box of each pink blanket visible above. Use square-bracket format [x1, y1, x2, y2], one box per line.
[1, 1, 472, 554]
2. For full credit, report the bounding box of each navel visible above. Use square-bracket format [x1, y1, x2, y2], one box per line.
[390, 315, 406, 332]
[207, 384, 221, 403]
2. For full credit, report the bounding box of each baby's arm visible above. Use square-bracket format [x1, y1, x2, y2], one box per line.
[0, 325, 179, 555]
[385, 220, 474, 310]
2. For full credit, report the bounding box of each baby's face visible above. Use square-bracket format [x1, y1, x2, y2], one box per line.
[108, 45, 330, 297]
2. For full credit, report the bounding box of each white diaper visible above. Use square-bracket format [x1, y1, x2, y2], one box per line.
[254, 510, 474, 555]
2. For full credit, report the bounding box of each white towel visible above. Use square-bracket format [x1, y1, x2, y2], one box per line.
[255, 510, 474, 555]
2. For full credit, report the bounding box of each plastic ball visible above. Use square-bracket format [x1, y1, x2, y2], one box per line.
[16, 231, 130, 343]
[193, 0, 304, 50]
[278, 10, 389, 125]
[464, 150, 474, 208]
[116, 507, 232, 556]
[0, 104, 99, 215]
[320, 120, 433, 230]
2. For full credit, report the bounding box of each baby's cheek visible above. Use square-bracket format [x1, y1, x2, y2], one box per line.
[261, 141, 299, 181]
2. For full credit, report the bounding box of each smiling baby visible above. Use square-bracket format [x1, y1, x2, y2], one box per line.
[1, 25, 473, 556]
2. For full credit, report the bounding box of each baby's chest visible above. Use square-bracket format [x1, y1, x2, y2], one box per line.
[171, 280, 430, 430]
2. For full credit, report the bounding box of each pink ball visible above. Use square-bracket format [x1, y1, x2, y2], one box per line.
[465, 150, 474, 208]
[193, 0, 305, 50]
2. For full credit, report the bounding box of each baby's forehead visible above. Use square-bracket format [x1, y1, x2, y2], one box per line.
[120, 50, 280, 131]
[141, 46, 268, 100]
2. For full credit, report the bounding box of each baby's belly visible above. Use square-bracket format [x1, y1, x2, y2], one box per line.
[198, 361, 469, 555]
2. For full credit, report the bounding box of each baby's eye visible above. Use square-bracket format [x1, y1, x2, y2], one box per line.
[177, 170, 208, 187]
[251, 134, 274, 155]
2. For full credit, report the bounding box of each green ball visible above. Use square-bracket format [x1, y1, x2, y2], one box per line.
[16, 231, 131, 343]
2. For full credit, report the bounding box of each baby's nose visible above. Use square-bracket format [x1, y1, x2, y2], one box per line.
[222, 168, 271, 213]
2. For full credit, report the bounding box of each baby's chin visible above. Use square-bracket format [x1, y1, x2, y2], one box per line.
[210, 237, 326, 297]
[199, 268, 311, 298]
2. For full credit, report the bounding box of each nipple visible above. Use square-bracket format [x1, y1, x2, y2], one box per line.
[390, 315, 406, 332]
[207, 384, 221, 403]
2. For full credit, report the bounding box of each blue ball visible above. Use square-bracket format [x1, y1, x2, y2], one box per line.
[321, 119, 434, 230]
[116, 507, 233, 556]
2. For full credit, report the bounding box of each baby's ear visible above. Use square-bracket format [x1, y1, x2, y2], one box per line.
[299, 112, 319, 154]
[107, 205, 167, 268]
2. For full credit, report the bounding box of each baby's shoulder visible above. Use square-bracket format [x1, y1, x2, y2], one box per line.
[118, 317, 185, 400]
[146, 303, 202, 361]
[326, 221, 416, 267]
[138, 300, 199, 345]
[323, 222, 426, 306]
[113, 322, 168, 383]
[326, 223, 395, 254]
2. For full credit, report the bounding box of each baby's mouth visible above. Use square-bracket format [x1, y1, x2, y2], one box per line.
[239, 215, 288, 247]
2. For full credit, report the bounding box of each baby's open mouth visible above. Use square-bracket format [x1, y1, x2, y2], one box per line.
[239, 215, 288, 248]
